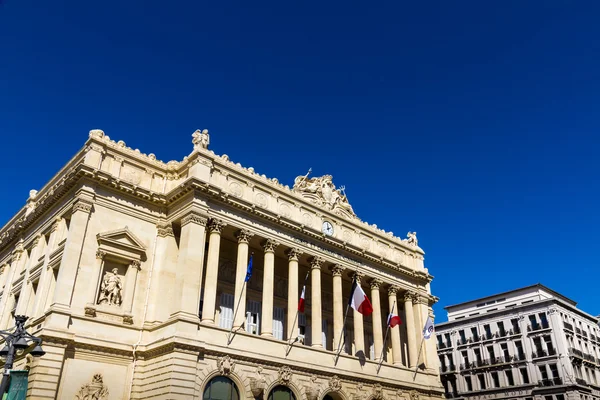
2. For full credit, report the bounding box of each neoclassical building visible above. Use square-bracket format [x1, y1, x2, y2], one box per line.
[0, 129, 443, 399]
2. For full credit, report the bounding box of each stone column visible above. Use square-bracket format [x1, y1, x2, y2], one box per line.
[261, 239, 279, 337]
[201, 219, 226, 324]
[388, 286, 403, 365]
[353, 272, 365, 355]
[332, 265, 345, 351]
[233, 229, 253, 329]
[172, 211, 208, 322]
[88, 249, 106, 305]
[404, 291, 418, 367]
[0, 242, 26, 329]
[370, 279, 384, 361]
[123, 260, 141, 316]
[17, 235, 43, 316]
[310, 257, 324, 348]
[32, 219, 61, 317]
[286, 248, 301, 340]
[53, 199, 93, 311]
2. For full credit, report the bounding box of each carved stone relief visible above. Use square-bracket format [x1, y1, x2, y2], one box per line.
[217, 355, 235, 375]
[329, 375, 342, 391]
[228, 181, 244, 198]
[75, 373, 109, 400]
[292, 173, 356, 220]
[278, 366, 292, 384]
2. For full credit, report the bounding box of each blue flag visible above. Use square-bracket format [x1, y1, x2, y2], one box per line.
[244, 255, 253, 282]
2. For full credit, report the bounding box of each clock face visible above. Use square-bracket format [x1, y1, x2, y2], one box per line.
[322, 221, 334, 236]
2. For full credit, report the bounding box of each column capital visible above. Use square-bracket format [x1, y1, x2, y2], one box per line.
[50, 217, 62, 232]
[310, 256, 324, 270]
[403, 291, 416, 302]
[331, 264, 345, 277]
[96, 249, 107, 260]
[181, 211, 208, 227]
[370, 278, 383, 290]
[32, 234, 43, 248]
[73, 199, 93, 214]
[130, 259, 142, 270]
[352, 270, 364, 283]
[156, 221, 174, 237]
[262, 239, 280, 253]
[388, 285, 400, 296]
[414, 294, 428, 305]
[208, 218, 226, 234]
[286, 248, 302, 261]
[12, 239, 25, 261]
[236, 229, 254, 244]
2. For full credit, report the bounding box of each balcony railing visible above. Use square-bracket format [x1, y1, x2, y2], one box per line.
[583, 353, 596, 362]
[498, 330, 507, 337]
[460, 362, 474, 370]
[570, 348, 584, 359]
[582, 331, 588, 338]
[575, 378, 588, 386]
[440, 365, 456, 373]
[527, 323, 540, 332]
[564, 322, 574, 331]
[476, 359, 489, 367]
[532, 350, 548, 359]
[576, 327, 582, 335]
[539, 377, 563, 387]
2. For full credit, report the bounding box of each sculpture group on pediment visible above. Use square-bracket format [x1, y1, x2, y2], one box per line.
[97, 268, 123, 306]
[292, 173, 357, 219]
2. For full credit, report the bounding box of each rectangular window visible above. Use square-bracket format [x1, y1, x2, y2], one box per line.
[544, 335, 555, 354]
[323, 319, 329, 351]
[487, 345, 495, 360]
[462, 350, 469, 365]
[465, 376, 473, 392]
[218, 293, 234, 329]
[459, 329, 466, 343]
[246, 300, 261, 335]
[491, 372, 500, 388]
[444, 333, 451, 346]
[515, 340, 525, 359]
[511, 318, 520, 333]
[273, 307, 285, 340]
[533, 337, 543, 355]
[520, 367, 530, 384]
[549, 364, 559, 379]
[474, 348, 482, 364]
[478, 374, 486, 390]
[471, 327, 480, 341]
[484, 324, 492, 337]
[529, 314, 539, 330]
[437, 335, 443, 348]
[298, 313, 307, 345]
[539, 312, 549, 328]
[505, 370, 515, 386]
[539, 365, 548, 380]
[501, 343, 510, 360]
[344, 325, 353, 355]
[498, 321, 506, 336]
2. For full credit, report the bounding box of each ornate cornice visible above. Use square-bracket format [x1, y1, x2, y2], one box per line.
[262, 239, 280, 253]
[286, 248, 302, 261]
[236, 229, 254, 244]
[180, 212, 208, 227]
[208, 218, 226, 234]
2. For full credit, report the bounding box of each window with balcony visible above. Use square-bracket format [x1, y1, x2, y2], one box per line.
[491, 372, 500, 388]
[478, 374, 486, 390]
[459, 329, 466, 344]
[462, 350, 469, 367]
[474, 348, 482, 364]
[544, 336, 556, 355]
[445, 333, 452, 347]
[515, 340, 525, 359]
[520, 367, 530, 384]
[533, 337, 544, 356]
[438, 335, 444, 348]
[465, 376, 473, 392]
[471, 327, 480, 342]
[539, 365, 549, 380]
[506, 370, 515, 386]
[501, 343, 510, 360]
[529, 315, 540, 331]
[487, 345, 495, 361]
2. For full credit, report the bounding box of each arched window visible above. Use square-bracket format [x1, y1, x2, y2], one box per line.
[203, 376, 240, 400]
[268, 385, 297, 400]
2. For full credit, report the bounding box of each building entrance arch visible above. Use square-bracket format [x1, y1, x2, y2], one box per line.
[323, 392, 345, 400]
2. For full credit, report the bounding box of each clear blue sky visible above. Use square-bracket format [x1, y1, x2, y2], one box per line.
[1, 1, 599, 322]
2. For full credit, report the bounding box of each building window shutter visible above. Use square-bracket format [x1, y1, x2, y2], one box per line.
[367, 333, 375, 360]
[273, 307, 285, 340]
[246, 300, 261, 335]
[219, 293, 234, 329]
[345, 327, 354, 355]
[298, 313, 306, 344]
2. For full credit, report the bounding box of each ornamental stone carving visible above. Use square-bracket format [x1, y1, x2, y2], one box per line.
[249, 366, 266, 397]
[353, 271, 364, 284]
[262, 239, 280, 253]
[409, 390, 420, 400]
[208, 218, 226, 234]
[73, 200, 93, 214]
[95, 249, 106, 260]
[192, 129, 210, 150]
[130, 260, 141, 270]
[388, 285, 399, 296]
[310, 256, 324, 270]
[305, 375, 320, 400]
[89, 129, 105, 139]
[156, 222, 174, 238]
[217, 355, 235, 375]
[286, 248, 302, 261]
[370, 279, 382, 290]
[97, 268, 123, 306]
[404, 232, 418, 246]
[292, 173, 357, 219]
[236, 229, 254, 244]
[403, 292, 415, 303]
[278, 365, 292, 384]
[373, 383, 384, 399]
[329, 375, 342, 391]
[331, 265, 345, 276]
[181, 212, 207, 227]
[75, 373, 109, 400]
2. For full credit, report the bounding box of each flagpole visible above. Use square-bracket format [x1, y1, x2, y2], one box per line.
[334, 302, 351, 365]
[376, 301, 396, 374]
[227, 280, 247, 345]
[412, 335, 426, 381]
[286, 271, 310, 356]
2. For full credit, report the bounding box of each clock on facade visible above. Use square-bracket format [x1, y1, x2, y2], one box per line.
[321, 221, 334, 236]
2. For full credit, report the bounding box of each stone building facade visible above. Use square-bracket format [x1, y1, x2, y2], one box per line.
[0, 129, 443, 399]
[435, 285, 600, 400]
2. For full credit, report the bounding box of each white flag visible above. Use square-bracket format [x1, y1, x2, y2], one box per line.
[423, 316, 434, 339]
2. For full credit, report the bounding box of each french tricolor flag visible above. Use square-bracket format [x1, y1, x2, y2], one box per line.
[387, 312, 402, 328]
[298, 285, 306, 313]
[349, 280, 373, 316]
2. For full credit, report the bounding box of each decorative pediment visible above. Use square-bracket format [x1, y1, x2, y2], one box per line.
[96, 226, 146, 262]
[292, 172, 357, 220]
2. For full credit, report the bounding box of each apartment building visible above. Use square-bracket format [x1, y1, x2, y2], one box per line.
[436, 284, 599, 400]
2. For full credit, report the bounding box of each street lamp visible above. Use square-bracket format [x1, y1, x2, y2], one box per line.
[0, 315, 45, 395]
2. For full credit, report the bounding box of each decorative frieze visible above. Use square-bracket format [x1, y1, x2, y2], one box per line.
[181, 212, 208, 227]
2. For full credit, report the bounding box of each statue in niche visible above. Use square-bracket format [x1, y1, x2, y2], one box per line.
[97, 268, 123, 306]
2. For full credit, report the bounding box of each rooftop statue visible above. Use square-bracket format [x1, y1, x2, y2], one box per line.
[292, 170, 357, 220]
[192, 129, 210, 150]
